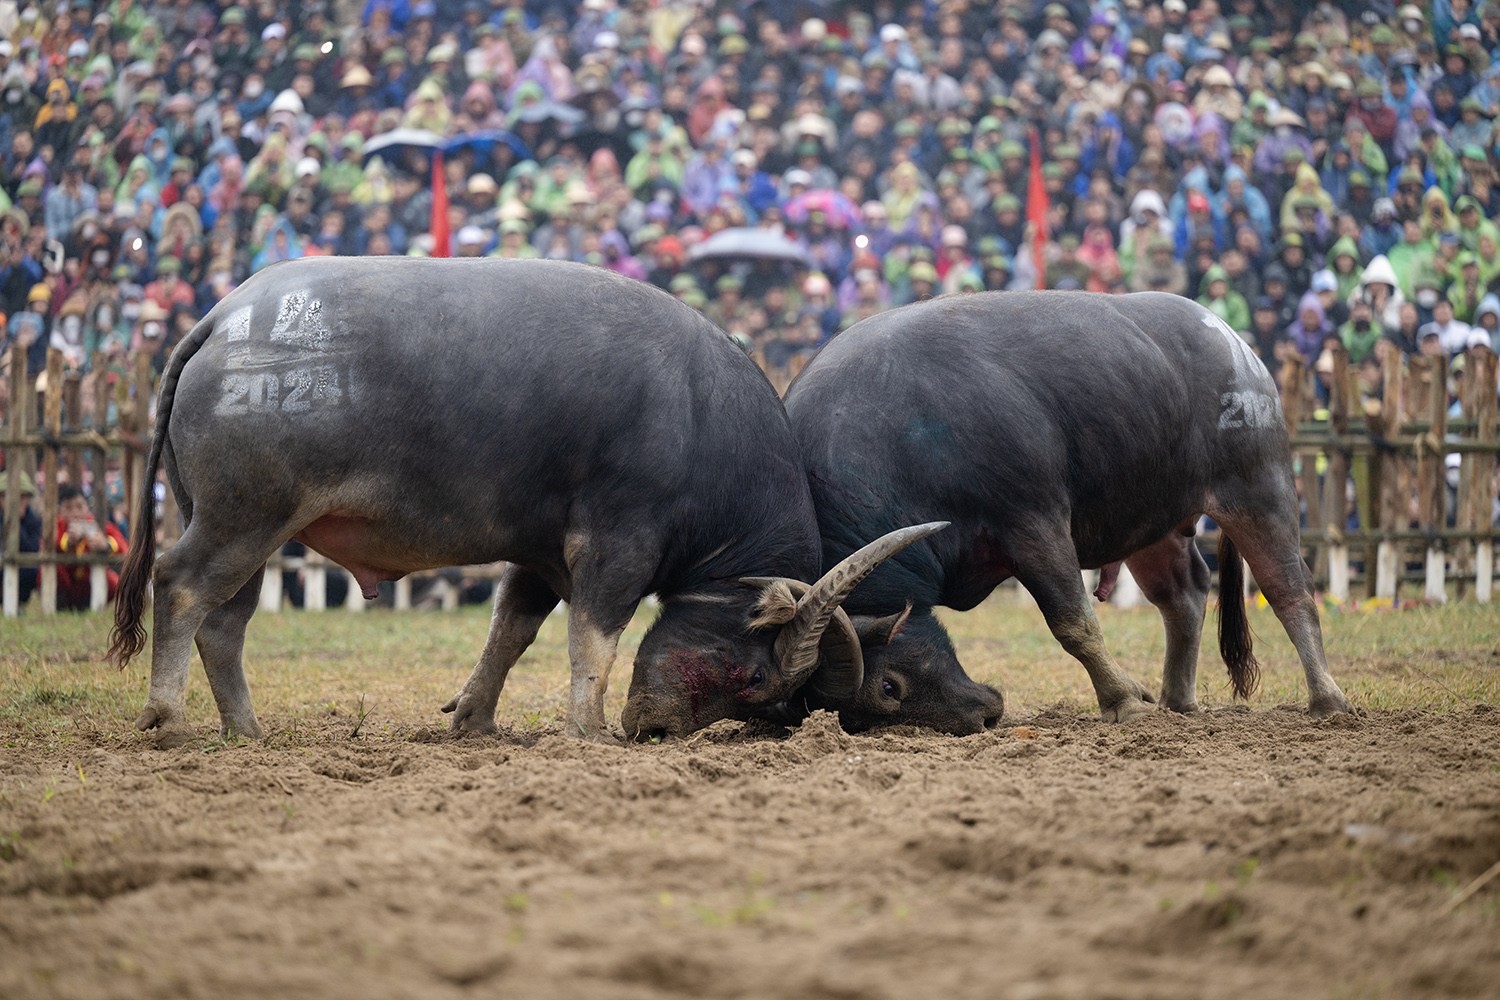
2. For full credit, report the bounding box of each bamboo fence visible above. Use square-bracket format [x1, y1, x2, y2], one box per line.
[4, 340, 1498, 616]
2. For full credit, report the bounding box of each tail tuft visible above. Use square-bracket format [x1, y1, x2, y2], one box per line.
[1217, 533, 1261, 700]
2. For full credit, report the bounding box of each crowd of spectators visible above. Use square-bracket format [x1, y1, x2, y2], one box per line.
[1, 0, 1500, 420]
[8, 0, 1500, 604]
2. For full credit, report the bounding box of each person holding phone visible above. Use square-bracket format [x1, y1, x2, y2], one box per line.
[54, 484, 128, 611]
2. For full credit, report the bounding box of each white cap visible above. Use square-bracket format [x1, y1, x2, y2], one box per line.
[731, 148, 756, 168]
[1311, 269, 1337, 293]
[594, 30, 618, 49]
[67, 39, 87, 57]
[802, 18, 827, 42]
[1164, 0, 1187, 11]
[784, 168, 813, 186]
[940, 224, 967, 247]
[1468, 329, 1493, 350]
[1, 40, 17, 57]
[880, 24, 907, 43]
[295, 157, 321, 178]
[1460, 23, 1482, 39]
[262, 23, 286, 42]
[458, 225, 486, 245]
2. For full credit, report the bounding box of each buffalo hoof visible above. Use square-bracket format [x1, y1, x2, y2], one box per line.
[567, 716, 622, 745]
[1310, 693, 1355, 718]
[441, 691, 500, 735]
[135, 703, 197, 749]
[220, 716, 264, 742]
[1158, 700, 1202, 715]
[1101, 696, 1157, 723]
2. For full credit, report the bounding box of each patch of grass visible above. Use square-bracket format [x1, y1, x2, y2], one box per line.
[2, 593, 1499, 746]
[0, 829, 20, 861]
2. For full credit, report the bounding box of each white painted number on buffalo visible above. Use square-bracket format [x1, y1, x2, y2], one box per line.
[1219, 390, 1279, 430]
[1202, 311, 1279, 432]
[215, 367, 344, 416]
[270, 290, 335, 351]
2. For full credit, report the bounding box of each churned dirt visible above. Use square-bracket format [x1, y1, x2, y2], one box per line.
[2, 700, 1498, 999]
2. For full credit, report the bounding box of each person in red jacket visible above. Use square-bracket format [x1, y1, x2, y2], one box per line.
[1346, 78, 1397, 148]
[55, 484, 128, 610]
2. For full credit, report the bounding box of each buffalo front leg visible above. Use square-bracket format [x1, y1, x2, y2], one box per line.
[1015, 525, 1156, 722]
[1125, 525, 1210, 713]
[443, 565, 560, 734]
[564, 605, 632, 743]
[193, 565, 266, 740]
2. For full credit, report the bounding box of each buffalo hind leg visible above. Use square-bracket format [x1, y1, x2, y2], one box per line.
[1214, 510, 1352, 716]
[1125, 525, 1210, 713]
[137, 524, 280, 748]
[443, 565, 561, 734]
[194, 565, 266, 740]
[1014, 523, 1156, 722]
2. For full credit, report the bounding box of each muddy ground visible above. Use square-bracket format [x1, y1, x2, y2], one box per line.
[3, 698, 1498, 999]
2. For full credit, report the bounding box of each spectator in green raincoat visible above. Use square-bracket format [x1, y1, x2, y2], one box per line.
[1327, 236, 1363, 301]
[1339, 298, 1383, 364]
[1198, 264, 1251, 333]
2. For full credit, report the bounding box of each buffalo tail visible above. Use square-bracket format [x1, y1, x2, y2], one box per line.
[107, 316, 219, 668]
[1216, 533, 1260, 700]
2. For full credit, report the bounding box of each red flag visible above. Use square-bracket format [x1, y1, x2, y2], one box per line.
[429, 149, 450, 258]
[1026, 127, 1050, 288]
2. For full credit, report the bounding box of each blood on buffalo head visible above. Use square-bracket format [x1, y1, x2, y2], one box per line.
[808, 609, 1005, 735]
[622, 522, 950, 741]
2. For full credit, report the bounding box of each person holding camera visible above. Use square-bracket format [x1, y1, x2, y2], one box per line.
[54, 484, 128, 612]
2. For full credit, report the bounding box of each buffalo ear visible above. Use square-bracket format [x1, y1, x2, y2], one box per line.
[855, 603, 913, 647]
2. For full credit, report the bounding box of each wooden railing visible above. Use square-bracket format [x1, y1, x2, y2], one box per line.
[4, 340, 1498, 615]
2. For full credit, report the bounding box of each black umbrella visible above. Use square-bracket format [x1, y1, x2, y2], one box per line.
[689, 227, 812, 265]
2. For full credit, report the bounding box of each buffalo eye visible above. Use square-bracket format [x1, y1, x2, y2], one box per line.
[881, 677, 900, 700]
[746, 669, 765, 689]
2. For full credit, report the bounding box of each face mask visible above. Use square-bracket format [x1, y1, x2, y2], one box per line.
[1417, 290, 1438, 308]
[61, 315, 82, 336]
[193, 54, 212, 74]
[142, 321, 164, 339]
[1404, 19, 1421, 34]
[91, 249, 107, 266]
[244, 81, 264, 99]
[97, 306, 113, 327]
[122, 302, 141, 321]
[5, 90, 19, 104]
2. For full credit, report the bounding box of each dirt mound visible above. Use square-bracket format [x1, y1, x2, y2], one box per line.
[2, 704, 1498, 999]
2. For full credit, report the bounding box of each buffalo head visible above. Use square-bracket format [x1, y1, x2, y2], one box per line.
[810, 609, 1004, 735]
[622, 522, 950, 741]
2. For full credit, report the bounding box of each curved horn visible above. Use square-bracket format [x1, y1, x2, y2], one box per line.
[776, 521, 950, 688]
[740, 577, 865, 698]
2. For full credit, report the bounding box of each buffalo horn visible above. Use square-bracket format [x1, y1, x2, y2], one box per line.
[740, 577, 864, 698]
[747, 521, 950, 694]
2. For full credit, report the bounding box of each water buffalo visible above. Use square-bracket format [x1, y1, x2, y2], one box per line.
[625, 290, 1351, 736]
[107, 257, 939, 746]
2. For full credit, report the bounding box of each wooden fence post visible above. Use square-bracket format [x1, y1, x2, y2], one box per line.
[38, 349, 64, 613]
[260, 548, 283, 612]
[1474, 350, 1497, 602]
[3, 343, 28, 616]
[1324, 344, 1351, 603]
[1375, 348, 1404, 599]
[304, 548, 327, 611]
[1424, 356, 1449, 602]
